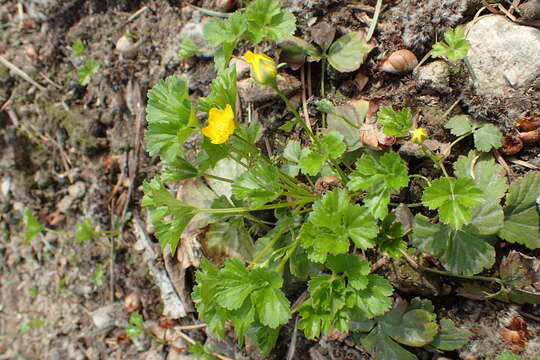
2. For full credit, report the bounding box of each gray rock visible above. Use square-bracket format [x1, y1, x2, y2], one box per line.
[415, 60, 451, 93]
[21, 0, 78, 21]
[467, 15, 540, 97]
[90, 302, 125, 329]
[237, 74, 301, 103]
[57, 181, 86, 212]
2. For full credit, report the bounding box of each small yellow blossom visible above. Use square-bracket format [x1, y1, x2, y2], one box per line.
[244, 51, 277, 86]
[410, 127, 428, 144]
[201, 104, 235, 144]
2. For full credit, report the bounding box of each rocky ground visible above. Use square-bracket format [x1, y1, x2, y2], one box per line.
[0, 0, 539, 359]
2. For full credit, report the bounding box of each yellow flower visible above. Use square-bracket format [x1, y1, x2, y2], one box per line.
[410, 127, 428, 144]
[201, 104, 235, 144]
[244, 51, 277, 86]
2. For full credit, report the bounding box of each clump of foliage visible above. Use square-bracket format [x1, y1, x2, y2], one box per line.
[140, 1, 540, 357]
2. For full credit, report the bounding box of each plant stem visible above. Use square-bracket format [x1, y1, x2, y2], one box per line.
[409, 174, 432, 186]
[196, 199, 312, 214]
[274, 85, 316, 142]
[414, 51, 432, 72]
[249, 226, 290, 268]
[201, 173, 234, 183]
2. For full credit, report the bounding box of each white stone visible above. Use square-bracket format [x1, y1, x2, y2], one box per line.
[466, 15, 540, 96]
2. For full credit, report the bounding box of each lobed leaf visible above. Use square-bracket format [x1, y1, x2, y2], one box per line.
[377, 106, 413, 137]
[23, 208, 44, 245]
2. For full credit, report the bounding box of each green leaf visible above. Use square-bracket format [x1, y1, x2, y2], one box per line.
[203, 11, 247, 48]
[197, 137, 228, 172]
[328, 32, 373, 72]
[498, 172, 540, 249]
[92, 263, 105, 286]
[376, 213, 406, 259]
[299, 150, 326, 176]
[198, 65, 237, 113]
[474, 124, 503, 152]
[283, 139, 302, 163]
[496, 350, 521, 360]
[352, 275, 394, 319]
[422, 177, 484, 230]
[431, 25, 470, 60]
[454, 150, 508, 199]
[189, 343, 220, 360]
[445, 115, 473, 136]
[142, 178, 197, 255]
[320, 131, 346, 159]
[315, 99, 337, 115]
[245, 0, 296, 44]
[377, 106, 413, 137]
[361, 326, 418, 360]
[429, 318, 471, 351]
[246, 324, 280, 355]
[77, 59, 101, 86]
[146, 76, 195, 163]
[215, 259, 257, 310]
[179, 37, 201, 59]
[251, 286, 290, 328]
[411, 214, 496, 275]
[232, 162, 282, 209]
[348, 151, 409, 219]
[379, 301, 438, 347]
[467, 200, 504, 235]
[23, 208, 44, 245]
[74, 218, 96, 243]
[161, 156, 199, 182]
[126, 311, 145, 339]
[300, 189, 378, 262]
[71, 38, 85, 56]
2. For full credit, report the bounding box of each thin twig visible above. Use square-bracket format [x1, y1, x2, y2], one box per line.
[0, 55, 46, 91]
[300, 65, 312, 131]
[176, 323, 207, 331]
[442, 97, 462, 119]
[177, 331, 234, 360]
[492, 148, 514, 177]
[365, 0, 383, 42]
[286, 316, 299, 360]
[38, 72, 62, 89]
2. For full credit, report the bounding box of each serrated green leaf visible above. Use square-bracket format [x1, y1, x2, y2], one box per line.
[376, 213, 406, 259]
[232, 162, 282, 209]
[189, 343, 220, 360]
[474, 124, 502, 152]
[328, 32, 373, 72]
[245, 0, 296, 44]
[377, 106, 413, 137]
[422, 177, 484, 230]
[454, 150, 508, 199]
[215, 259, 257, 310]
[321, 131, 346, 159]
[198, 65, 237, 113]
[146, 76, 195, 163]
[348, 151, 409, 219]
[431, 26, 470, 60]
[126, 311, 144, 340]
[379, 301, 438, 347]
[71, 38, 85, 56]
[161, 156, 199, 182]
[77, 59, 100, 86]
[467, 200, 504, 235]
[92, 263, 105, 286]
[23, 208, 44, 245]
[251, 286, 290, 328]
[498, 172, 540, 249]
[445, 115, 473, 136]
[142, 178, 197, 254]
[361, 325, 418, 360]
[197, 137, 229, 172]
[299, 150, 325, 176]
[429, 318, 471, 351]
[246, 324, 280, 355]
[179, 37, 200, 59]
[411, 214, 496, 275]
[300, 189, 378, 262]
[353, 275, 394, 319]
[74, 218, 96, 243]
[203, 11, 247, 48]
[283, 139, 302, 163]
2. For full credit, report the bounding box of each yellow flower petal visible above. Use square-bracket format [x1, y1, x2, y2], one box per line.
[202, 104, 235, 144]
[243, 51, 277, 86]
[410, 127, 428, 144]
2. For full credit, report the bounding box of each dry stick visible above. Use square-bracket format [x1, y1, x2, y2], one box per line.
[508, 158, 540, 170]
[176, 331, 234, 360]
[39, 71, 62, 89]
[286, 316, 299, 360]
[492, 148, 514, 177]
[365, 0, 383, 42]
[300, 65, 312, 131]
[0, 55, 46, 91]
[176, 323, 207, 331]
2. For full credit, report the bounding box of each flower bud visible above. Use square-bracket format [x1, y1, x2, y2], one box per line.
[244, 51, 277, 86]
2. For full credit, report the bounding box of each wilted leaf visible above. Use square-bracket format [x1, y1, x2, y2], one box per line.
[328, 32, 372, 72]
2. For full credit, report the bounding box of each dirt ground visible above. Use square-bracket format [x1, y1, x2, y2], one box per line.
[1, 0, 539, 359]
